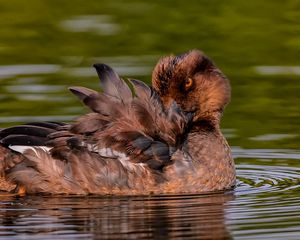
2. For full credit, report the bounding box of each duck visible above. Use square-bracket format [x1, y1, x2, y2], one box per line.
[0, 49, 235, 195]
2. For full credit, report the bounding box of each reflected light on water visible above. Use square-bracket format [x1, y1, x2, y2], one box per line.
[66, 65, 152, 77]
[249, 134, 298, 141]
[0, 116, 76, 124]
[0, 65, 61, 78]
[255, 66, 300, 75]
[5, 85, 65, 93]
[60, 15, 120, 35]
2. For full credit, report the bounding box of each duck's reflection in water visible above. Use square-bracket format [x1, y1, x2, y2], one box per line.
[0, 192, 234, 239]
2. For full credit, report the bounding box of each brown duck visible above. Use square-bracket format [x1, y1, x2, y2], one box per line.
[0, 50, 235, 195]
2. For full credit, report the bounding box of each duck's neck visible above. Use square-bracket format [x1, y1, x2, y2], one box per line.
[184, 120, 235, 189]
[187, 121, 230, 164]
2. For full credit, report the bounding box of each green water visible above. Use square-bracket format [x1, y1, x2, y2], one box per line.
[0, 1, 300, 239]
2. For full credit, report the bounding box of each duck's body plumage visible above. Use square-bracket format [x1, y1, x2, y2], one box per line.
[0, 50, 235, 195]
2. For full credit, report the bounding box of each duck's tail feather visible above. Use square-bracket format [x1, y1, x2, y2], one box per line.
[0, 122, 66, 176]
[4, 148, 87, 194]
[0, 123, 66, 148]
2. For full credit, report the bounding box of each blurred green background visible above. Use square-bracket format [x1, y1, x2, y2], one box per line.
[0, 0, 299, 150]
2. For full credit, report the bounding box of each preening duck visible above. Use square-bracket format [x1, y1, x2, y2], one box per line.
[0, 50, 235, 195]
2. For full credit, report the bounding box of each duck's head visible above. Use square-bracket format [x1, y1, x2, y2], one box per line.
[152, 49, 231, 127]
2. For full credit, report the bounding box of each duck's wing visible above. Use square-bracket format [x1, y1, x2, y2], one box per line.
[65, 64, 192, 171]
[0, 64, 192, 194]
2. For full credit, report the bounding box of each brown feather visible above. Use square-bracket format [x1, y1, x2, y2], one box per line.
[69, 86, 98, 102]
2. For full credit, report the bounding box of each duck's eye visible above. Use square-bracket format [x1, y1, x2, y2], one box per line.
[184, 78, 193, 90]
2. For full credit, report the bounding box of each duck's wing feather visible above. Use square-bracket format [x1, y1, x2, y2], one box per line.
[65, 65, 191, 170]
[0, 64, 192, 194]
[93, 63, 132, 103]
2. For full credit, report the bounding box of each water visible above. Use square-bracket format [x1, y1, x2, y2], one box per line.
[0, 0, 300, 239]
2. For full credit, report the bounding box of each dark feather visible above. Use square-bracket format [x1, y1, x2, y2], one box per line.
[150, 141, 170, 160]
[66, 137, 83, 149]
[46, 121, 67, 126]
[143, 141, 172, 170]
[25, 122, 66, 129]
[1, 135, 47, 146]
[131, 136, 152, 151]
[145, 158, 164, 170]
[93, 63, 132, 102]
[0, 125, 55, 139]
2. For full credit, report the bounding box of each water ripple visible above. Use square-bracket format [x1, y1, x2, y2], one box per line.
[236, 164, 300, 196]
[232, 147, 300, 160]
